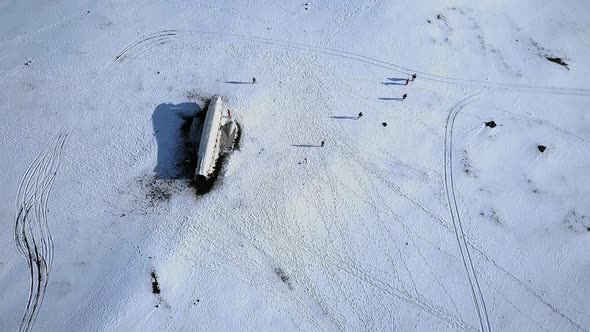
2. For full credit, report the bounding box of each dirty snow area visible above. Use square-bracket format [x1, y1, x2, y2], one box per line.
[1, 0, 590, 331]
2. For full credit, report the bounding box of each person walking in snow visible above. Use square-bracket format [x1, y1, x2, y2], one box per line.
[320, 140, 325, 147]
[358, 112, 363, 119]
[402, 93, 407, 101]
[410, 73, 417, 81]
[252, 77, 257, 84]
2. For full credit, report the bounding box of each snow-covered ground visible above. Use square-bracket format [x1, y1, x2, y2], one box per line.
[1, 1, 589, 331]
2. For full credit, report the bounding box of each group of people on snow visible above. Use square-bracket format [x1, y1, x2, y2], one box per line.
[316, 73, 416, 148]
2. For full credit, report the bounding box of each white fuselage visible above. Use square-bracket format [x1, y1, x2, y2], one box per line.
[195, 96, 225, 178]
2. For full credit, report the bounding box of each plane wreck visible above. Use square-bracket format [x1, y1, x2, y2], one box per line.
[190, 95, 240, 194]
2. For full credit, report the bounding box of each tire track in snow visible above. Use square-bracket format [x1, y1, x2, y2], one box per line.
[14, 132, 68, 332]
[444, 89, 494, 332]
[327, 158, 465, 323]
[331, 144, 473, 329]
[350, 111, 587, 332]
[318, 75, 588, 330]
[306, 72, 468, 326]
[288, 38, 590, 330]
[299, 85, 473, 329]
[310, 53, 589, 330]
[12, 30, 178, 332]
[195, 147, 473, 329]
[297, 79, 410, 328]
[443, 89, 590, 332]
[178, 30, 590, 95]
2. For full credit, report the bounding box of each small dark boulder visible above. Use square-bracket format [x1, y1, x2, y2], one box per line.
[545, 57, 569, 69]
[150, 271, 161, 294]
[485, 121, 497, 128]
[537, 145, 547, 153]
[382, 122, 387, 127]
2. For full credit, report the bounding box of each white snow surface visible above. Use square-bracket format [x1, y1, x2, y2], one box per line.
[1, 0, 590, 331]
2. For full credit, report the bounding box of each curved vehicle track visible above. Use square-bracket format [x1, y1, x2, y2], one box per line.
[443, 88, 589, 332]
[444, 89, 495, 332]
[14, 132, 68, 332]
